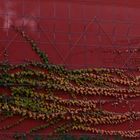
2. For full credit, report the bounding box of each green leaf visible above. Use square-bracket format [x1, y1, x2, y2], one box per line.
[33, 135, 43, 140]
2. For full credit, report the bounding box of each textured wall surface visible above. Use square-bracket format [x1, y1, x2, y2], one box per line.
[0, 0, 140, 138]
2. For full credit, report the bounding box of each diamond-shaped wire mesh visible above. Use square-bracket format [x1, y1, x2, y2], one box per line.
[0, 0, 140, 69]
[0, 1, 140, 138]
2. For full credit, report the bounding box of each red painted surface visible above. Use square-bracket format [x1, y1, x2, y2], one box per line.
[0, 0, 140, 138]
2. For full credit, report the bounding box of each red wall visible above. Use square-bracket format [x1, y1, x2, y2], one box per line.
[0, 0, 140, 138]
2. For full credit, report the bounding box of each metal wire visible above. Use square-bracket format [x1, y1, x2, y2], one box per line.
[0, 1, 140, 69]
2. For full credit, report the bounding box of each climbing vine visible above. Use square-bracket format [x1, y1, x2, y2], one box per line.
[0, 26, 140, 139]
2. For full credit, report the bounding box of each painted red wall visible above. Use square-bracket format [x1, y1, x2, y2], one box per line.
[0, 0, 140, 138]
